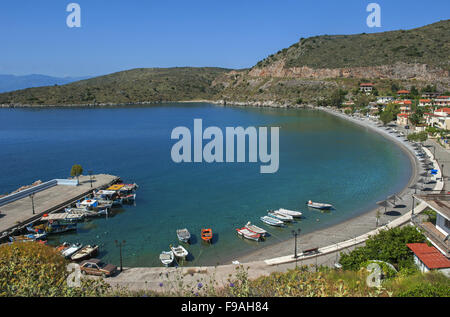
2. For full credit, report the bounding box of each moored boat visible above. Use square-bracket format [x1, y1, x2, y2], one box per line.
[306, 200, 333, 210]
[260, 216, 284, 227]
[159, 250, 175, 267]
[62, 243, 83, 258]
[201, 228, 213, 243]
[236, 227, 261, 241]
[244, 222, 267, 236]
[276, 208, 303, 218]
[176, 228, 191, 244]
[170, 245, 188, 260]
[71, 245, 99, 262]
[268, 211, 294, 222]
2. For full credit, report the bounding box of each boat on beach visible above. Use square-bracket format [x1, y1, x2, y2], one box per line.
[276, 208, 303, 218]
[159, 250, 175, 267]
[71, 245, 99, 262]
[176, 228, 191, 244]
[306, 200, 333, 210]
[244, 222, 267, 236]
[260, 216, 284, 227]
[236, 227, 261, 241]
[62, 243, 83, 258]
[268, 211, 294, 222]
[170, 245, 188, 260]
[201, 228, 213, 243]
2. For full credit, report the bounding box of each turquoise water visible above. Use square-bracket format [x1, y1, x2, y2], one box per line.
[0, 103, 411, 267]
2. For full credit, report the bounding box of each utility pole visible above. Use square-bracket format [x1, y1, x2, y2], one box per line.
[29, 193, 35, 215]
[115, 240, 126, 272]
[291, 229, 301, 269]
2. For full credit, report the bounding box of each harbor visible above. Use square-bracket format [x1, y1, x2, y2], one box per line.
[0, 174, 119, 240]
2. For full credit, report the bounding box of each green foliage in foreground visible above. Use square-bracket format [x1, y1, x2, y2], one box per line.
[0, 242, 110, 297]
[339, 226, 426, 272]
[407, 131, 428, 142]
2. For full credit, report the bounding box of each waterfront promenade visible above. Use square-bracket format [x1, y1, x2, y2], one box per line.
[0, 174, 118, 238]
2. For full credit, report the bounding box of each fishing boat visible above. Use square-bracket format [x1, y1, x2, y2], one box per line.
[159, 250, 175, 267]
[244, 222, 267, 236]
[260, 216, 284, 227]
[201, 228, 213, 243]
[120, 193, 136, 204]
[306, 200, 333, 210]
[65, 207, 108, 217]
[45, 223, 77, 234]
[71, 245, 99, 262]
[170, 245, 188, 260]
[62, 243, 83, 258]
[236, 227, 261, 242]
[176, 228, 191, 244]
[76, 199, 112, 211]
[268, 211, 294, 222]
[276, 208, 303, 218]
[9, 232, 47, 242]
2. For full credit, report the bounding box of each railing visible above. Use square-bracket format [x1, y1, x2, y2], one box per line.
[412, 216, 450, 255]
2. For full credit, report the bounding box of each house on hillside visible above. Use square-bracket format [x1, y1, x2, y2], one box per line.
[419, 99, 433, 107]
[406, 243, 450, 276]
[397, 90, 410, 97]
[377, 96, 394, 104]
[397, 113, 409, 126]
[435, 96, 450, 107]
[394, 100, 412, 114]
[412, 194, 450, 264]
[359, 83, 374, 94]
[422, 92, 441, 99]
[423, 109, 450, 130]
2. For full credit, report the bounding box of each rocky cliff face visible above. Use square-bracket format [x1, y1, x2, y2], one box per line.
[248, 60, 449, 84]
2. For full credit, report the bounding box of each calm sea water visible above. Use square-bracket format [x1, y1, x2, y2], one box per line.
[0, 103, 411, 267]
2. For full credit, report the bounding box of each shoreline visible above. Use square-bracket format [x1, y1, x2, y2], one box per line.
[232, 106, 420, 264]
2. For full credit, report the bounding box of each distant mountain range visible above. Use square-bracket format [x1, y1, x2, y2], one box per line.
[0, 74, 91, 93]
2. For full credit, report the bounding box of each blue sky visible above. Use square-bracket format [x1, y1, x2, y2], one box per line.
[0, 0, 448, 77]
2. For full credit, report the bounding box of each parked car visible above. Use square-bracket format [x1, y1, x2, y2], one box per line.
[79, 258, 117, 277]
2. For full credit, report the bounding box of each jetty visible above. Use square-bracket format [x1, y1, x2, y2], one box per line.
[0, 174, 119, 239]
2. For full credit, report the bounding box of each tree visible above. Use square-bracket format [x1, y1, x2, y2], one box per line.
[70, 164, 83, 185]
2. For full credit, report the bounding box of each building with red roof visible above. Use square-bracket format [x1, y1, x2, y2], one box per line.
[359, 83, 374, 93]
[397, 90, 410, 95]
[407, 243, 450, 276]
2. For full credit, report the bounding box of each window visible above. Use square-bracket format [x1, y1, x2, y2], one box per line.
[445, 218, 450, 229]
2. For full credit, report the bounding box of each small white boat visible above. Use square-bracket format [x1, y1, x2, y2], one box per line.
[307, 200, 333, 210]
[71, 245, 99, 262]
[260, 216, 284, 227]
[170, 245, 188, 260]
[268, 211, 294, 222]
[62, 243, 83, 258]
[276, 208, 303, 218]
[236, 227, 261, 241]
[176, 228, 191, 244]
[159, 250, 175, 267]
[245, 222, 267, 236]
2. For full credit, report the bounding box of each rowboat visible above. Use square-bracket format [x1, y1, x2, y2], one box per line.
[176, 228, 191, 244]
[170, 245, 188, 260]
[260, 216, 284, 227]
[201, 228, 213, 243]
[268, 211, 294, 222]
[276, 208, 303, 218]
[71, 245, 99, 262]
[244, 222, 267, 236]
[236, 227, 261, 241]
[120, 193, 136, 204]
[62, 243, 83, 258]
[159, 250, 175, 267]
[307, 200, 333, 210]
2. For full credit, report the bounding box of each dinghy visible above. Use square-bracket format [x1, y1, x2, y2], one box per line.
[201, 228, 213, 243]
[260, 216, 284, 227]
[276, 208, 303, 218]
[62, 243, 83, 258]
[71, 245, 99, 262]
[176, 228, 191, 244]
[159, 250, 175, 267]
[170, 245, 188, 260]
[268, 211, 294, 222]
[236, 227, 261, 241]
[307, 200, 333, 210]
[245, 222, 267, 236]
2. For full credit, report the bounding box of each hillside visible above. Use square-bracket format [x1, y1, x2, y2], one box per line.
[0, 20, 449, 107]
[0, 67, 230, 106]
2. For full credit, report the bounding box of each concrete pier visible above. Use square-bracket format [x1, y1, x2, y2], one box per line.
[0, 174, 119, 238]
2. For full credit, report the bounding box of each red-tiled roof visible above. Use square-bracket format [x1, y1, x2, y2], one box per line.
[360, 83, 374, 86]
[435, 107, 450, 113]
[437, 96, 450, 99]
[397, 113, 409, 117]
[420, 99, 432, 103]
[407, 243, 450, 269]
[398, 90, 410, 94]
[403, 100, 412, 105]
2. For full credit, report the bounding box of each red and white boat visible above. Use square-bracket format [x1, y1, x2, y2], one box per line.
[236, 227, 261, 241]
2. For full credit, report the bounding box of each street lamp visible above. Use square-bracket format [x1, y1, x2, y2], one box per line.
[115, 240, 126, 272]
[291, 229, 301, 268]
[88, 170, 93, 188]
[29, 193, 35, 215]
